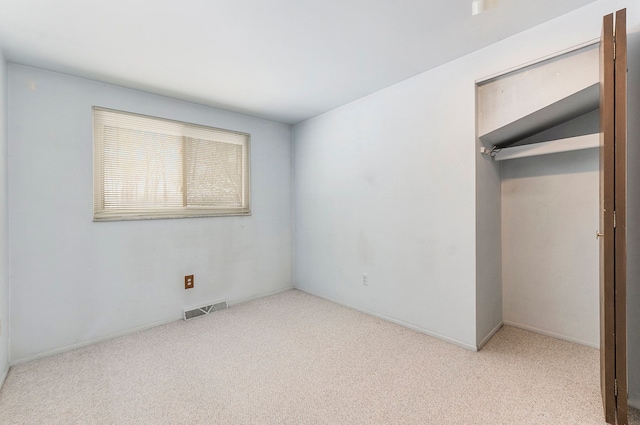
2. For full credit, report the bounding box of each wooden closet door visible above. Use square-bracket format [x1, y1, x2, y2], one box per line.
[599, 8, 627, 425]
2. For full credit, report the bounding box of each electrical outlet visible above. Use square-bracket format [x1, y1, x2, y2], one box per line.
[185, 275, 194, 289]
[362, 273, 368, 286]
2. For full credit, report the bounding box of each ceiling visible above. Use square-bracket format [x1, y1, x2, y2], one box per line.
[0, 0, 599, 124]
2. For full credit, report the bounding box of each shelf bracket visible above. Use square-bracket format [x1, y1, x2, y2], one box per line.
[480, 146, 501, 158]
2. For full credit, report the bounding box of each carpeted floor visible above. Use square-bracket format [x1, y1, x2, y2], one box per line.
[0, 289, 607, 424]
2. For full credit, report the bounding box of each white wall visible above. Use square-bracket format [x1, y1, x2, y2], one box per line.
[501, 149, 600, 347]
[293, 0, 638, 349]
[294, 75, 478, 348]
[0, 51, 9, 385]
[8, 65, 293, 363]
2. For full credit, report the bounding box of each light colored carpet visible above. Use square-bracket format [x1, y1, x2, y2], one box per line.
[0, 289, 605, 424]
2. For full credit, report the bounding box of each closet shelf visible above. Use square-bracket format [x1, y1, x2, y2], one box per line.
[492, 133, 599, 161]
[479, 83, 599, 148]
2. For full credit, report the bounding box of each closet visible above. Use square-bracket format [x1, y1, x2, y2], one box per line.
[475, 9, 628, 425]
[478, 42, 601, 346]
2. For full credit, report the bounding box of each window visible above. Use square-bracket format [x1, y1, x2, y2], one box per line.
[93, 107, 250, 221]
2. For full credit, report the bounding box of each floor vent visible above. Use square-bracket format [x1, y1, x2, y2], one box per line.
[183, 301, 228, 320]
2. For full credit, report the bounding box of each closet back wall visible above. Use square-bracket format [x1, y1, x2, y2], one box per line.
[501, 149, 600, 347]
[8, 65, 294, 364]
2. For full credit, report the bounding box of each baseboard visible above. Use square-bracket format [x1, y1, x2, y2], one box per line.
[12, 285, 295, 366]
[11, 316, 180, 366]
[629, 398, 640, 410]
[227, 286, 294, 307]
[477, 321, 503, 350]
[0, 364, 8, 390]
[296, 288, 478, 352]
[502, 320, 599, 349]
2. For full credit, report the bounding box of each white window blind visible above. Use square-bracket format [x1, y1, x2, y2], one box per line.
[93, 107, 250, 221]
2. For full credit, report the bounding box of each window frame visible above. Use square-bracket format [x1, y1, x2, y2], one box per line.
[93, 107, 251, 221]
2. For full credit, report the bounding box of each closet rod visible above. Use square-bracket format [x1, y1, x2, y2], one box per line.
[486, 134, 599, 161]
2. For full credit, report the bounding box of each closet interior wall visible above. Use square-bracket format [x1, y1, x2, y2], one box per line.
[500, 139, 600, 348]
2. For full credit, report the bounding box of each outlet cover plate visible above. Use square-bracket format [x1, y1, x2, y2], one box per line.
[185, 275, 194, 289]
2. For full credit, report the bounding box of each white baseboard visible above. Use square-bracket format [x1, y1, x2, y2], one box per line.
[502, 320, 599, 349]
[478, 321, 503, 350]
[11, 316, 180, 366]
[0, 364, 8, 390]
[295, 288, 478, 352]
[227, 286, 294, 307]
[629, 398, 640, 410]
[12, 285, 296, 366]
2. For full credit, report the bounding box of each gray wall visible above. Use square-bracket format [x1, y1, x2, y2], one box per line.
[626, 31, 640, 409]
[293, 76, 479, 348]
[8, 65, 294, 363]
[0, 51, 8, 384]
[501, 149, 600, 347]
[476, 134, 502, 348]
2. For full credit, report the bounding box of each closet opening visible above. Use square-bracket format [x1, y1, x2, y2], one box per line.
[475, 41, 601, 350]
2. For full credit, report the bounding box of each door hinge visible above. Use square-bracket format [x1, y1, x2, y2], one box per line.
[615, 379, 618, 397]
[614, 211, 617, 228]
